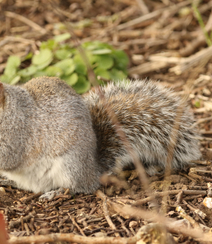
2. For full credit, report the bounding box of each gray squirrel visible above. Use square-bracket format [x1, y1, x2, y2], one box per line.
[0, 77, 201, 194]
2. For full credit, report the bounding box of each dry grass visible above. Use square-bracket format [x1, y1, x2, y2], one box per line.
[0, 0, 212, 243]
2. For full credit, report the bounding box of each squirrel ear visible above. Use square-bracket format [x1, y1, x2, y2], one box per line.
[0, 83, 5, 106]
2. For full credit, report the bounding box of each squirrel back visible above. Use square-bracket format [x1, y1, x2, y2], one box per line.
[0, 77, 201, 193]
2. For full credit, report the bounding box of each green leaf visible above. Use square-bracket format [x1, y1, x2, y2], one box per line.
[86, 51, 95, 64]
[54, 22, 66, 31]
[112, 50, 129, 70]
[1, 74, 21, 85]
[72, 75, 90, 94]
[0, 74, 10, 83]
[55, 49, 72, 60]
[194, 100, 201, 108]
[10, 75, 21, 85]
[33, 70, 47, 77]
[62, 73, 78, 86]
[91, 49, 112, 55]
[82, 42, 97, 50]
[19, 76, 30, 83]
[18, 66, 38, 77]
[4, 56, 21, 77]
[54, 33, 71, 43]
[93, 55, 114, 70]
[75, 62, 87, 75]
[73, 56, 87, 75]
[36, 61, 53, 70]
[54, 59, 75, 75]
[40, 40, 57, 50]
[73, 50, 95, 67]
[32, 49, 53, 68]
[83, 41, 112, 50]
[94, 67, 110, 80]
[23, 52, 33, 61]
[109, 68, 127, 81]
[73, 19, 92, 29]
[45, 66, 63, 77]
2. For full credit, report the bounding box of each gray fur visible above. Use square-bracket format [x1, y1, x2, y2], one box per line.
[84, 80, 201, 175]
[0, 77, 201, 193]
[0, 77, 101, 193]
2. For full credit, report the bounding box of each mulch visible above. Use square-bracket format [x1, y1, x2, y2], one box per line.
[0, 0, 212, 243]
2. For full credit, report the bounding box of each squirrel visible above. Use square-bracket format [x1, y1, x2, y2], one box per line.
[0, 76, 201, 194]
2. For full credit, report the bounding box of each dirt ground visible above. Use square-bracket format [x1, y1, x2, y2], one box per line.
[0, 0, 212, 243]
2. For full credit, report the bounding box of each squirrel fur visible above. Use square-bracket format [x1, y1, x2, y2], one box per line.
[0, 77, 201, 193]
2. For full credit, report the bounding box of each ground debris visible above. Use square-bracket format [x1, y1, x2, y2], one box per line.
[0, 0, 212, 243]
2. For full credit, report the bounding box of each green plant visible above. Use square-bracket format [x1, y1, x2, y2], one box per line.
[192, 2, 212, 47]
[0, 34, 129, 94]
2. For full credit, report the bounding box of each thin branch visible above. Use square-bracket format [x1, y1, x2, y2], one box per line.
[5, 12, 47, 34]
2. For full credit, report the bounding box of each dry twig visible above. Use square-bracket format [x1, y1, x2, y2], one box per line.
[5, 12, 47, 34]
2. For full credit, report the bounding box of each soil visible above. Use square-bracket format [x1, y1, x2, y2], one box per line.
[0, 0, 212, 243]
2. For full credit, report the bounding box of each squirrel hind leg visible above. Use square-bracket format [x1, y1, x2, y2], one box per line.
[39, 187, 65, 201]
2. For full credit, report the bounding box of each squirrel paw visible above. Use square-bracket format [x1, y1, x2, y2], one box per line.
[0, 177, 17, 188]
[39, 187, 65, 201]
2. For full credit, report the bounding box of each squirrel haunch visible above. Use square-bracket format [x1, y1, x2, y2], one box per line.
[84, 81, 201, 175]
[0, 77, 201, 193]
